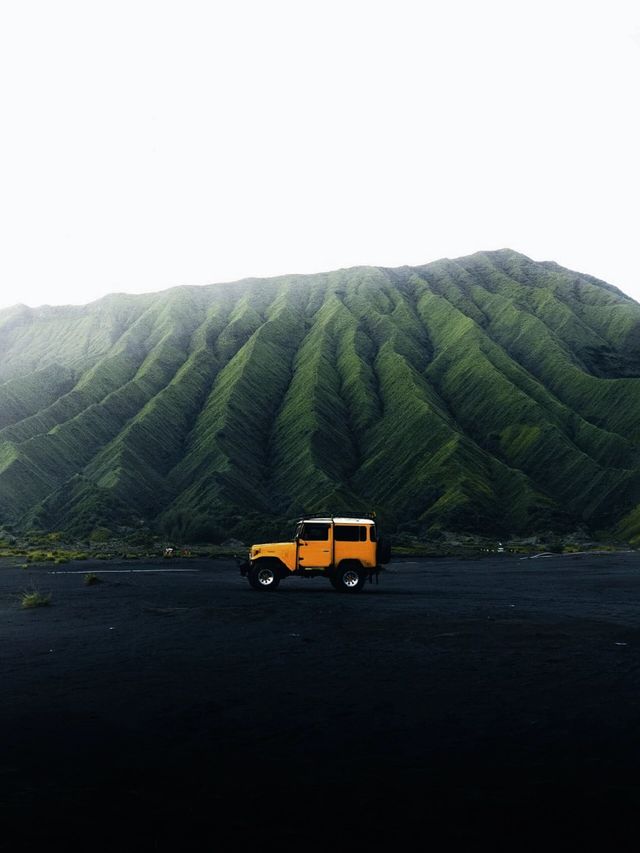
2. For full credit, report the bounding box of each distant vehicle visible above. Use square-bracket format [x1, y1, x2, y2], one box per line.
[239, 514, 391, 592]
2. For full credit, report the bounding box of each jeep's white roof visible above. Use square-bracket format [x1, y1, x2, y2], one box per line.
[304, 517, 374, 525]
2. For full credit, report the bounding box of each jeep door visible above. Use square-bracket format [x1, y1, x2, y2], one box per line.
[298, 523, 332, 568]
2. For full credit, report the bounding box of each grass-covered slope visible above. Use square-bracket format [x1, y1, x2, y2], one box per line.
[0, 250, 639, 540]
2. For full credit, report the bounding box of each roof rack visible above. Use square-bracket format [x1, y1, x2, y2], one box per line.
[298, 511, 377, 521]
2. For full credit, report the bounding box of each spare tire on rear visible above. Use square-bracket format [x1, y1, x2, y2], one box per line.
[376, 537, 391, 565]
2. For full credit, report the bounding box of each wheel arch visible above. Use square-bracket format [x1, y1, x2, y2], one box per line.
[252, 556, 288, 578]
[334, 558, 364, 573]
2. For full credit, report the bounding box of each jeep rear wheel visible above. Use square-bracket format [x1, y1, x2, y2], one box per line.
[248, 564, 280, 590]
[334, 563, 365, 593]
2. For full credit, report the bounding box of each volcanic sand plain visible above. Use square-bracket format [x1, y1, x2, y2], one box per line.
[1, 552, 639, 849]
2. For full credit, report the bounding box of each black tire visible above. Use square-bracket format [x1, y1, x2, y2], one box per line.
[248, 562, 281, 590]
[376, 537, 392, 565]
[334, 563, 365, 593]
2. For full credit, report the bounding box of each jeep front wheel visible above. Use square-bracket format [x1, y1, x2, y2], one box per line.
[248, 564, 280, 590]
[334, 564, 365, 593]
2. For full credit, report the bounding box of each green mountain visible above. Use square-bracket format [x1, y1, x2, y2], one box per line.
[1, 249, 639, 543]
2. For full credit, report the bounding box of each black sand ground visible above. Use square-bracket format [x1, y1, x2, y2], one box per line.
[1, 553, 640, 850]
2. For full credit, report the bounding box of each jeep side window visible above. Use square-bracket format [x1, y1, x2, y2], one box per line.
[301, 523, 330, 541]
[334, 525, 367, 541]
[370, 526, 377, 541]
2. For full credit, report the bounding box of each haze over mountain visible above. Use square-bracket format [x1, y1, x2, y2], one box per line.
[0, 249, 639, 544]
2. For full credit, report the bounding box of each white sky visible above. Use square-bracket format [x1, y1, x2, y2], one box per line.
[0, 0, 639, 309]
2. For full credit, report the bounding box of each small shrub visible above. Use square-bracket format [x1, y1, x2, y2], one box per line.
[21, 590, 51, 608]
[90, 527, 112, 543]
[54, 556, 69, 564]
[27, 550, 58, 563]
[83, 573, 101, 586]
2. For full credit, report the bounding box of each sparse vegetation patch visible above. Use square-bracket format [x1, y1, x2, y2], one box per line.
[21, 589, 51, 608]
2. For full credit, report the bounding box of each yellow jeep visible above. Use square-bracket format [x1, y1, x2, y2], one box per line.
[239, 515, 391, 592]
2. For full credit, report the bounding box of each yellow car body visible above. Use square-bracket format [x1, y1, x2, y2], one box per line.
[241, 516, 389, 593]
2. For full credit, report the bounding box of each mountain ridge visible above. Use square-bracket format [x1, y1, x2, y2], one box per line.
[4, 249, 638, 315]
[1, 249, 639, 544]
